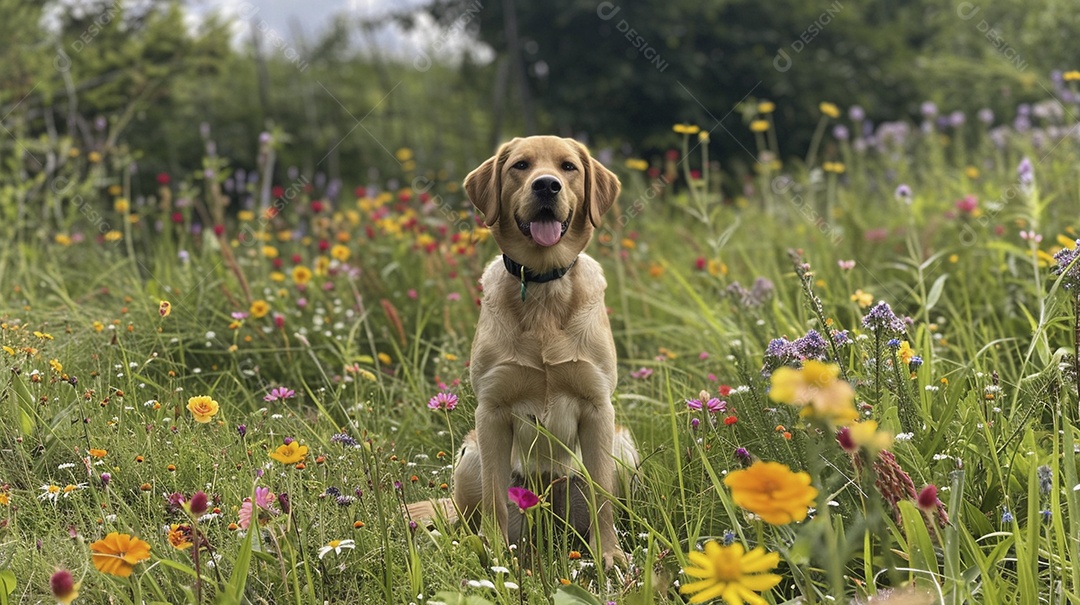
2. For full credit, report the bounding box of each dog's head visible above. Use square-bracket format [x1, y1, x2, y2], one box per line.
[464, 136, 620, 272]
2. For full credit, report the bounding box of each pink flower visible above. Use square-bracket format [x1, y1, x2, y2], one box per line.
[238, 500, 254, 530]
[630, 367, 653, 379]
[265, 387, 296, 402]
[507, 486, 539, 512]
[428, 392, 458, 411]
[838, 260, 855, 270]
[917, 485, 940, 511]
[955, 195, 978, 214]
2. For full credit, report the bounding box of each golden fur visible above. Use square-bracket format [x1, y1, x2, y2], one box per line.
[407, 136, 637, 569]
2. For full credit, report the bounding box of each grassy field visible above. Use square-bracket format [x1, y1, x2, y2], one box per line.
[2, 98, 1080, 605]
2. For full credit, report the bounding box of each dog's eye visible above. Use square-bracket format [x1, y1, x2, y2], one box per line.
[561, 162, 577, 171]
[511, 161, 529, 170]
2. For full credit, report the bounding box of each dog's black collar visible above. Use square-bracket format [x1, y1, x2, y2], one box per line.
[503, 254, 577, 301]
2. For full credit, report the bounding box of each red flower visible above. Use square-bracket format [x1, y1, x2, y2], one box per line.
[723, 415, 738, 426]
[916, 485, 939, 511]
[318, 240, 329, 252]
[272, 186, 285, 199]
[213, 224, 225, 237]
[695, 257, 707, 270]
[156, 173, 171, 185]
[171, 212, 184, 224]
[311, 200, 325, 214]
[291, 254, 302, 264]
[718, 384, 732, 396]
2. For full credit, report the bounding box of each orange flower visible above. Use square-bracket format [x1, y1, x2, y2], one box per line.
[186, 395, 219, 423]
[89, 532, 151, 577]
[89, 448, 108, 458]
[724, 461, 818, 525]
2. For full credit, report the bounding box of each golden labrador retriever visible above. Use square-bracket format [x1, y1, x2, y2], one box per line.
[408, 136, 638, 568]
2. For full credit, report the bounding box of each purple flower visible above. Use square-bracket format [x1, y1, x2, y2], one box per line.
[428, 391, 458, 411]
[909, 356, 923, 371]
[264, 386, 296, 402]
[1052, 240, 1080, 290]
[237, 424, 247, 438]
[832, 124, 849, 141]
[734, 447, 751, 461]
[977, 108, 994, 124]
[331, 433, 358, 447]
[630, 367, 653, 379]
[948, 110, 966, 127]
[831, 330, 851, 346]
[507, 486, 540, 512]
[691, 417, 700, 430]
[100, 472, 111, 487]
[849, 105, 865, 122]
[1017, 157, 1035, 186]
[764, 337, 793, 361]
[894, 184, 913, 203]
[920, 101, 938, 118]
[862, 301, 906, 334]
[793, 329, 828, 360]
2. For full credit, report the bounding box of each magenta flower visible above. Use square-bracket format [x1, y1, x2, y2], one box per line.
[686, 397, 726, 414]
[507, 486, 539, 512]
[630, 367, 653, 379]
[428, 392, 458, 411]
[264, 387, 296, 402]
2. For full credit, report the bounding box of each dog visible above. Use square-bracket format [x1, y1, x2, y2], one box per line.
[407, 136, 638, 568]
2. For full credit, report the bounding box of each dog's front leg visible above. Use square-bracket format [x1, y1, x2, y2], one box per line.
[475, 405, 514, 546]
[578, 402, 625, 569]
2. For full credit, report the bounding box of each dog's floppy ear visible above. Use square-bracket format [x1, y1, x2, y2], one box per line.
[464, 140, 514, 227]
[572, 140, 621, 228]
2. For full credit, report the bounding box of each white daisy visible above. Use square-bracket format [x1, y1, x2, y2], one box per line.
[317, 539, 355, 559]
[39, 484, 62, 502]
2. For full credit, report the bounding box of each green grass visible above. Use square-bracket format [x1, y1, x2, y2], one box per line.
[1, 109, 1079, 605]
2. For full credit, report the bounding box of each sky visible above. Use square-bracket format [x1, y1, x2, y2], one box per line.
[186, 0, 487, 60]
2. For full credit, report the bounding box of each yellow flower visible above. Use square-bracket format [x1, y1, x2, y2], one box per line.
[673, 123, 701, 135]
[757, 101, 775, 114]
[0, 493, 8, 506]
[377, 352, 392, 365]
[238, 210, 255, 222]
[250, 300, 270, 319]
[724, 461, 818, 525]
[186, 395, 219, 423]
[395, 147, 413, 162]
[823, 161, 845, 174]
[1064, 70, 1080, 82]
[850, 289, 873, 308]
[330, 244, 350, 262]
[270, 271, 285, 282]
[1059, 234, 1078, 250]
[292, 266, 313, 286]
[92, 321, 105, 333]
[104, 230, 122, 242]
[159, 300, 171, 318]
[262, 245, 279, 259]
[707, 259, 727, 277]
[819, 102, 840, 118]
[314, 256, 330, 276]
[55, 234, 73, 246]
[768, 361, 858, 427]
[167, 524, 193, 550]
[964, 166, 980, 179]
[114, 198, 130, 213]
[624, 158, 649, 171]
[88, 151, 102, 163]
[89, 532, 151, 578]
[897, 341, 915, 365]
[1, 346, 14, 356]
[680, 541, 782, 605]
[269, 441, 309, 464]
[749, 120, 769, 133]
[698, 131, 710, 143]
[50, 359, 63, 374]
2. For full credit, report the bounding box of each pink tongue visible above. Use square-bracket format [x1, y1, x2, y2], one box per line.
[530, 220, 563, 246]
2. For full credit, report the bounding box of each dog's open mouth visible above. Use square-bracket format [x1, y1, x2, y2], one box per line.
[518, 210, 571, 247]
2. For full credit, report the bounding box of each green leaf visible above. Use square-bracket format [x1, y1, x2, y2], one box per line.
[218, 516, 256, 604]
[553, 583, 603, 605]
[925, 273, 948, 311]
[0, 569, 14, 596]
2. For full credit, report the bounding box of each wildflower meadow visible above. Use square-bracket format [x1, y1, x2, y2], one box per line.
[4, 2, 1080, 605]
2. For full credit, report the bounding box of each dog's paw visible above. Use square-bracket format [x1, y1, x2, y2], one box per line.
[602, 547, 628, 570]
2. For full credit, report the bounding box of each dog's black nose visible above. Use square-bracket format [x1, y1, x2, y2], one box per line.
[531, 176, 562, 198]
